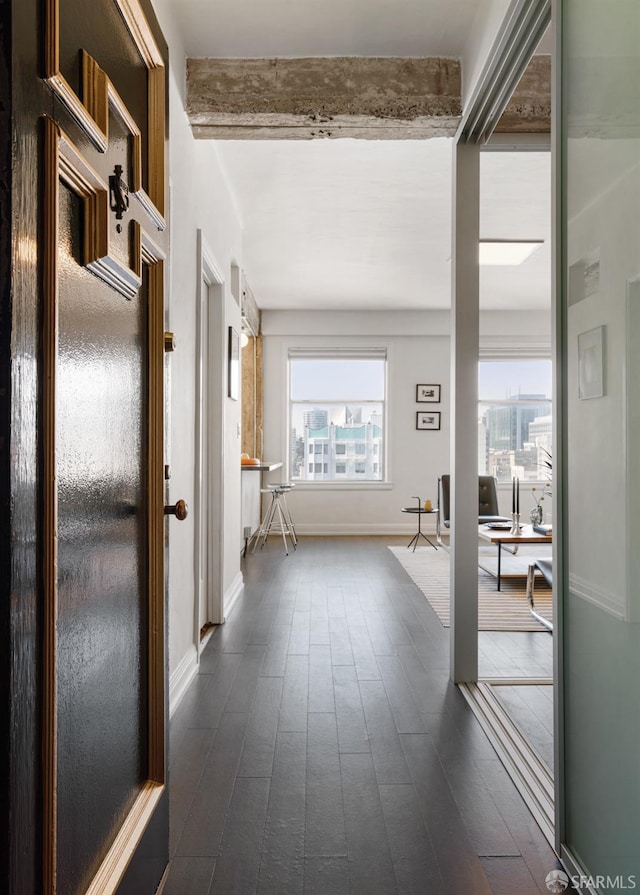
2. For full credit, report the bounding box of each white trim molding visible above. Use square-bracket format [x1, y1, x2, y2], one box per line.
[292, 482, 394, 492]
[291, 522, 438, 537]
[195, 230, 226, 634]
[223, 572, 245, 621]
[169, 645, 199, 717]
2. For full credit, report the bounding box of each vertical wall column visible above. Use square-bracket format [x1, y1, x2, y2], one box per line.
[450, 140, 480, 683]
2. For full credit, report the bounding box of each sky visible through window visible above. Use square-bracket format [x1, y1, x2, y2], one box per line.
[479, 360, 552, 400]
[290, 359, 385, 432]
[292, 359, 551, 401]
[290, 359, 385, 401]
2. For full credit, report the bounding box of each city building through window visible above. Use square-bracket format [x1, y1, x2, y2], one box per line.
[478, 359, 552, 483]
[289, 350, 386, 482]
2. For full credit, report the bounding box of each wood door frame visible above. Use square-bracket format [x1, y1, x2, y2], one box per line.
[195, 231, 226, 639]
[42, 116, 167, 895]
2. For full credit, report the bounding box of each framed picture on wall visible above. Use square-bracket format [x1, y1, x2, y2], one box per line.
[578, 325, 605, 399]
[228, 326, 240, 400]
[416, 411, 441, 430]
[416, 384, 441, 403]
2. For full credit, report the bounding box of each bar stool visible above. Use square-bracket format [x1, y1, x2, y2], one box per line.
[252, 483, 297, 555]
[272, 483, 297, 546]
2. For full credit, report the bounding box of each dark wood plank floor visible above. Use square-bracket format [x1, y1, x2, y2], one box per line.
[491, 684, 554, 772]
[479, 630, 553, 679]
[166, 537, 559, 895]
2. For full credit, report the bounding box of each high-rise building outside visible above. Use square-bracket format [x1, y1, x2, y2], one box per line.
[485, 396, 551, 453]
[303, 408, 328, 430]
[481, 398, 551, 482]
[344, 405, 362, 425]
[303, 421, 383, 481]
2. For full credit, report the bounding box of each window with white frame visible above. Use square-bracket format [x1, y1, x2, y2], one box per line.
[478, 359, 552, 483]
[289, 349, 386, 482]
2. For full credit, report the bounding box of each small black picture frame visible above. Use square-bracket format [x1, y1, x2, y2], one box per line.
[416, 384, 441, 403]
[228, 326, 240, 400]
[416, 411, 440, 431]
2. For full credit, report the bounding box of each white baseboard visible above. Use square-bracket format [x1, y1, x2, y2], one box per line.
[168, 572, 244, 718]
[287, 522, 437, 537]
[223, 571, 244, 621]
[169, 644, 198, 717]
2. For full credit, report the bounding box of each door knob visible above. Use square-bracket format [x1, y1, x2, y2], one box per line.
[164, 499, 188, 521]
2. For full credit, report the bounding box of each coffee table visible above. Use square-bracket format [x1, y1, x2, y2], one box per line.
[477, 524, 552, 591]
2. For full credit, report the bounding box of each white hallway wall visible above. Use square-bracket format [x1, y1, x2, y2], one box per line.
[261, 309, 551, 533]
[152, 0, 244, 709]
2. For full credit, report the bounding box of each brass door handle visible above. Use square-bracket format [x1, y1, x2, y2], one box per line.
[164, 499, 188, 521]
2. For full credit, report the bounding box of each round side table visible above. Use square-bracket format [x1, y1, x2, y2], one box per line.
[401, 506, 438, 551]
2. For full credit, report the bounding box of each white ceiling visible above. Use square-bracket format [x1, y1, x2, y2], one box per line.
[216, 139, 453, 311]
[172, 0, 484, 59]
[479, 150, 551, 311]
[216, 141, 551, 311]
[163, 0, 551, 313]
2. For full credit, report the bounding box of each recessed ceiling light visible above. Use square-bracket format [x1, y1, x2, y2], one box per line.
[479, 240, 544, 266]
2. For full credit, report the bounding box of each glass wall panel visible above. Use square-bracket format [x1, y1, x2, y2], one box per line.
[561, 0, 640, 881]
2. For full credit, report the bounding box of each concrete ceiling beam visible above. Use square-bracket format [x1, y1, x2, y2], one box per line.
[186, 57, 462, 139]
[495, 55, 551, 134]
[186, 55, 551, 140]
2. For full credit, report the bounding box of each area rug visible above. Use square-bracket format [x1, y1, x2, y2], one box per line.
[388, 545, 553, 632]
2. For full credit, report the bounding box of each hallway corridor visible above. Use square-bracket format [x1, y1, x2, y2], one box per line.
[165, 537, 557, 894]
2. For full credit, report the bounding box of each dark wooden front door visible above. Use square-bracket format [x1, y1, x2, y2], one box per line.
[40, 2, 169, 893]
